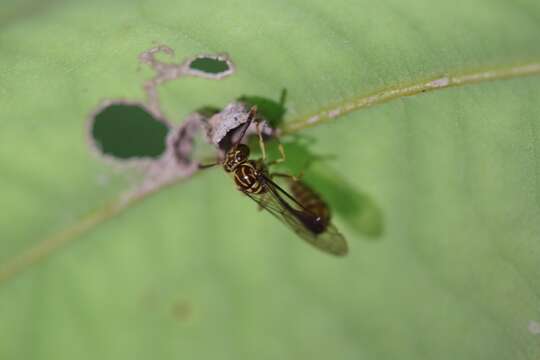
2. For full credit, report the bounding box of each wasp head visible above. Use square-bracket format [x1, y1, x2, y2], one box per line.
[223, 143, 250, 172]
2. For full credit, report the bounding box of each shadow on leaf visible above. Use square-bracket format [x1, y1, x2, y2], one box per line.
[237, 89, 287, 128]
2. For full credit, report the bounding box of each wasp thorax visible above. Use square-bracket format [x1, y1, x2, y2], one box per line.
[223, 143, 250, 172]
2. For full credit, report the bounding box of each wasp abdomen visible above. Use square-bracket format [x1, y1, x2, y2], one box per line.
[289, 181, 330, 228]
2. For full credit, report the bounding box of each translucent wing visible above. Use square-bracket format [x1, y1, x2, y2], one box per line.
[243, 177, 348, 256]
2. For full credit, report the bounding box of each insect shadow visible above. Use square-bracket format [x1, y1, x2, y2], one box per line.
[237, 88, 287, 128]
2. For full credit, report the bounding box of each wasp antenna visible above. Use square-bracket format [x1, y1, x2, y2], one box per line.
[232, 105, 258, 147]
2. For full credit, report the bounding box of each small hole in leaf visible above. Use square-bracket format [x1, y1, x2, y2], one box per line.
[91, 103, 169, 159]
[189, 56, 231, 74]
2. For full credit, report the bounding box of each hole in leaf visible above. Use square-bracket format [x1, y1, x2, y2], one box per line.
[189, 56, 231, 74]
[91, 103, 169, 159]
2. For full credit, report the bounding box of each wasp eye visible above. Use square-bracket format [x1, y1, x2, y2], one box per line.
[236, 144, 250, 160]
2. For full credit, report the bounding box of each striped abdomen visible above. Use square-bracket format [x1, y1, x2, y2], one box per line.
[233, 162, 267, 194]
[290, 180, 330, 229]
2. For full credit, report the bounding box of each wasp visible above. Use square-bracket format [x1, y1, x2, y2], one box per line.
[202, 106, 348, 256]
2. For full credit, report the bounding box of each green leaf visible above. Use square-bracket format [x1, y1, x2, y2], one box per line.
[1, 1, 540, 359]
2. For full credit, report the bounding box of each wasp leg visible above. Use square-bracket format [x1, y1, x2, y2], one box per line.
[265, 142, 287, 167]
[255, 117, 286, 166]
[271, 170, 304, 182]
[255, 121, 267, 161]
[198, 161, 219, 169]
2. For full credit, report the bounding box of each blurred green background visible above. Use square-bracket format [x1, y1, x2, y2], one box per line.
[1, 0, 540, 359]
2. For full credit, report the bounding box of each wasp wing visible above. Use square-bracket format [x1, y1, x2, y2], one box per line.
[243, 177, 348, 256]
